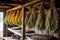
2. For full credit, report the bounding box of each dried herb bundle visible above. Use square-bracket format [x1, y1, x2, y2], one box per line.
[38, 3, 45, 30]
[25, 6, 37, 28]
[35, 2, 45, 30]
[45, 3, 59, 33]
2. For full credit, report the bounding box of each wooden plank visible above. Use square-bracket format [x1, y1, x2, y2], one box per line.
[7, 5, 22, 11]
[7, 27, 36, 36]
[24, 0, 40, 7]
[3, 37, 13, 40]
[8, 27, 35, 37]
[7, 28, 22, 36]
[3, 37, 20, 40]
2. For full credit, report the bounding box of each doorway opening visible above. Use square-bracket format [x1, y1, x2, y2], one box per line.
[0, 12, 3, 37]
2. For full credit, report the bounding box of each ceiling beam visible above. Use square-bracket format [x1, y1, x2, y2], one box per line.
[0, 3, 14, 8]
[7, 5, 22, 11]
[24, 0, 41, 7]
[7, 0, 41, 11]
[0, 5, 11, 9]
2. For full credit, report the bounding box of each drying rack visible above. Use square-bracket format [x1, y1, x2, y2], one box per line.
[4, 0, 43, 40]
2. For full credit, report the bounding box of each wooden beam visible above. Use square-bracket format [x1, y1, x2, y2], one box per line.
[7, 0, 41, 11]
[0, 6, 11, 9]
[24, 0, 41, 7]
[0, 2, 20, 7]
[5, 2, 20, 6]
[7, 5, 22, 11]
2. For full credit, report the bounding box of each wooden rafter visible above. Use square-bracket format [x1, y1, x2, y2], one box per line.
[7, 5, 22, 11]
[24, 0, 40, 7]
[7, 0, 41, 11]
[0, 2, 20, 7]
[0, 5, 11, 9]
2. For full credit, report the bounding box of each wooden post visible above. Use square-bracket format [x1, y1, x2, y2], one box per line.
[3, 11, 7, 37]
[22, 6, 25, 40]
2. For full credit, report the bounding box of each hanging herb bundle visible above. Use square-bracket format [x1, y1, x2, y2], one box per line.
[29, 6, 38, 28]
[50, 4, 59, 33]
[35, 2, 45, 31]
[4, 9, 22, 27]
[45, 1, 59, 34]
[25, 6, 37, 28]
[25, 10, 32, 28]
[25, 10, 32, 25]
[45, 7, 52, 34]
